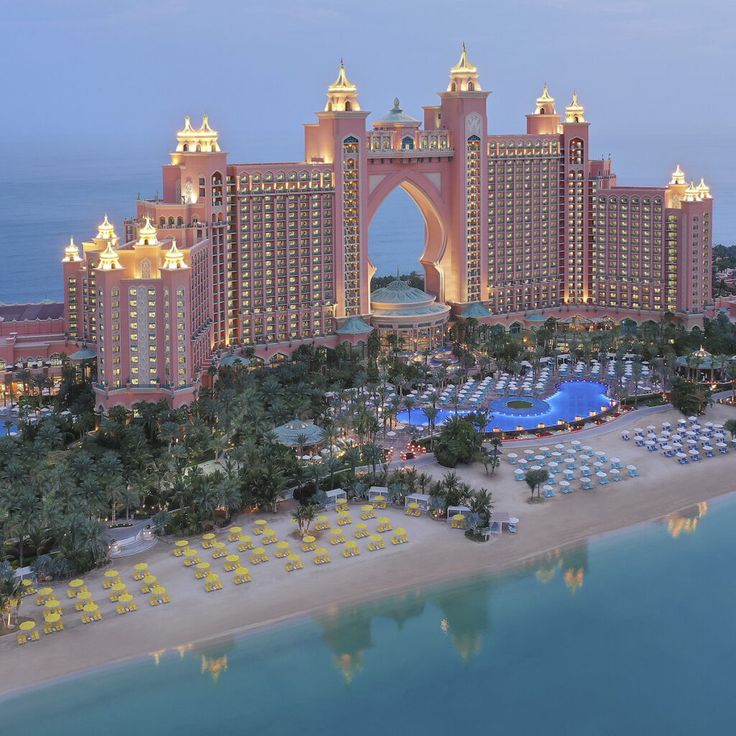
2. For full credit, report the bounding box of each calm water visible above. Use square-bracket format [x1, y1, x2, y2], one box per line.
[2, 497, 734, 735]
[1, 131, 733, 304]
[398, 380, 612, 431]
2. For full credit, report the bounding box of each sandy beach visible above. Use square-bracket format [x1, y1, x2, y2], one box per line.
[2, 401, 735, 698]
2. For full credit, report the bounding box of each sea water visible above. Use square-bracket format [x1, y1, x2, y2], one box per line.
[2, 496, 734, 735]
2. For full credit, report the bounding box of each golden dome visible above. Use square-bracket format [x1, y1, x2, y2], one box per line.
[62, 236, 81, 263]
[137, 216, 159, 246]
[162, 238, 187, 270]
[565, 92, 585, 123]
[670, 163, 686, 186]
[96, 214, 117, 241]
[535, 83, 556, 114]
[97, 242, 122, 271]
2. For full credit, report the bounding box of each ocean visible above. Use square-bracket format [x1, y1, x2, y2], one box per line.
[2, 496, 733, 735]
[1, 132, 733, 305]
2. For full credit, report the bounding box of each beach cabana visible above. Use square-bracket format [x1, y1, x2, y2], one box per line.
[447, 504, 470, 520]
[405, 493, 431, 511]
[325, 488, 347, 507]
[367, 486, 389, 503]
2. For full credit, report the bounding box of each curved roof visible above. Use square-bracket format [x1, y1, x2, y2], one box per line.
[220, 354, 249, 367]
[336, 316, 373, 335]
[371, 279, 433, 306]
[373, 304, 449, 318]
[272, 419, 326, 447]
[460, 303, 491, 319]
[70, 348, 97, 361]
[373, 98, 420, 127]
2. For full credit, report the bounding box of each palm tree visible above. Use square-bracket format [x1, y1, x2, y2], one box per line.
[0, 565, 22, 629]
[292, 502, 318, 536]
[524, 468, 549, 500]
[422, 406, 438, 436]
[724, 419, 736, 440]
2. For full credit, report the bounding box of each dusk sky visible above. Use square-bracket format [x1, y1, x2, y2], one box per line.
[3, 0, 735, 240]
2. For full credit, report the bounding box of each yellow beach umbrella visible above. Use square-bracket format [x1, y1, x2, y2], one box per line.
[315, 515, 327, 523]
[83, 603, 99, 613]
[234, 566, 250, 575]
[20, 621, 36, 632]
[408, 502, 419, 509]
[225, 554, 240, 562]
[254, 547, 266, 555]
[104, 570, 119, 579]
[143, 574, 157, 585]
[361, 505, 374, 512]
[329, 528, 342, 536]
[195, 562, 210, 571]
[287, 554, 300, 562]
[302, 535, 316, 544]
[38, 587, 54, 597]
[315, 547, 328, 555]
[21, 579, 33, 588]
[202, 533, 216, 540]
[374, 495, 386, 502]
[183, 548, 197, 557]
[45, 599, 61, 609]
[206, 572, 221, 580]
[229, 526, 242, 534]
[118, 593, 134, 604]
[378, 516, 391, 524]
[68, 579, 85, 589]
[174, 540, 189, 548]
[356, 523, 368, 530]
[111, 582, 126, 592]
[276, 541, 289, 550]
[76, 591, 92, 602]
[254, 520, 268, 528]
[395, 527, 407, 535]
[369, 534, 382, 542]
[213, 541, 226, 550]
[151, 584, 166, 595]
[45, 613, 60, 624]
[134, 562, 148, 572]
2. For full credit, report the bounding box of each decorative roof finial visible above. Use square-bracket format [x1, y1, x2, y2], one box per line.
[62, 236, 81, 263]
[565, 92, 585, 123]
[97, 241, 122, 271]
[163, 238, 188, 270]
[535, 83, 556, 114]
[670, 163, 686, 186]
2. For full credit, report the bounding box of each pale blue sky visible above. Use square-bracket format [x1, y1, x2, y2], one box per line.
[3, 0, 735, 238]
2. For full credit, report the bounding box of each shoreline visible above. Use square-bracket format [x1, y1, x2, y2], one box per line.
[2, 402, 736, 699]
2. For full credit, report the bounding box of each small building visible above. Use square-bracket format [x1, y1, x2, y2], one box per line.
[676, 346, 735, 382]
[271, 418, 327, 450]
[369, 279, 450, 352]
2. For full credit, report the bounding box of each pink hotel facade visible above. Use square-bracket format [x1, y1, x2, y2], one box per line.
[61, 47, 713, 410]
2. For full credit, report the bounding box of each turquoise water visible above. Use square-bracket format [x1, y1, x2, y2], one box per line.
[3, 497, 736, 735]
[398, 380, 612, 431]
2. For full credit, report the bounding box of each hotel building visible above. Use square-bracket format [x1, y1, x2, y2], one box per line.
[61, 46, 713, 409]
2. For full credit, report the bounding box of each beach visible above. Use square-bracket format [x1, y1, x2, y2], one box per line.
[2, 401, 735, 698]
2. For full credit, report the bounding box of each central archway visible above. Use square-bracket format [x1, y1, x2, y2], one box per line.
[366, 169, 450, 302]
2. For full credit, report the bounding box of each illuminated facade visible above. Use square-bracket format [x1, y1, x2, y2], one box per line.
[62, 46, 713, 409]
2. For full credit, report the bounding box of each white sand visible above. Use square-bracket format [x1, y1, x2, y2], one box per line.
[1, 401, 735, 697]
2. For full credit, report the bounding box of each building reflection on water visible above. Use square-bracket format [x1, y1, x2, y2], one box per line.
[533, 542, 589, 594]
[664, 502, 708, 538]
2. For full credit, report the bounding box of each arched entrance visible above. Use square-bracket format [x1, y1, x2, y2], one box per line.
[366, 168, 452, 302]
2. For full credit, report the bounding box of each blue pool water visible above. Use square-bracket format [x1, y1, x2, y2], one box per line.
[398, 380, 612, 431]
[3, 497, 735, 734]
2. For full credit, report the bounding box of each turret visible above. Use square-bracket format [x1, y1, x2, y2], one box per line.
[162, 239, 188, 270]
[97, 242, 122, 271]
[527, 84, 561, 135]
[447, 43, 481, 93]
[324, 60, 361, 112]
[96, 214, 118, 242]
[565, 92, 585, 123]
[175, 114, 221, 153]
[136, 216, 159, 246]
[62, 236, 81, 263]
[670, 163, 686, 186]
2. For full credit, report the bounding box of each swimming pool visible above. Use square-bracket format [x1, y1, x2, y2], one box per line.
[397, 380, 612, 431]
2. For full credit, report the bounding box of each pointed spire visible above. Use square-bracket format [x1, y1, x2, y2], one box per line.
[697, 177, 711, 198]
[325, 60, 361, 112]
[96, 214, 117, 241]
[683, 180, 700, 202]
[62, 236, 81, 263]
[447, 43, 481, 92]
[162, 238, 188, 270]
[670, 163, 686, 186]
[97, 241, 122, 271]
[535, 83, 556, 114]
[565, 92, 585, 123]
[136, 216, 159, 246]
[176, 113, 220, 152]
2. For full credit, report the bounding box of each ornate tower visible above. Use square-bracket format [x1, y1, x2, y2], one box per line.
[527, 84, 561, 135]
[438, 44, 489, 305]
[305, 62, 370, 318]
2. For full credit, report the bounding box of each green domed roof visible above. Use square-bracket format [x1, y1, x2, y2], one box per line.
[460, 303, 491, 319]
[374, 98, 420, 126]
[336, 316, 373, 335]
[371, 279, 432, 305]
[272, 419, 326, 448]
[69, 348, 97, 361]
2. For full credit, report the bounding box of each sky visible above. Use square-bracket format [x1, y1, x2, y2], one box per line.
[2, 0, 735, 236]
